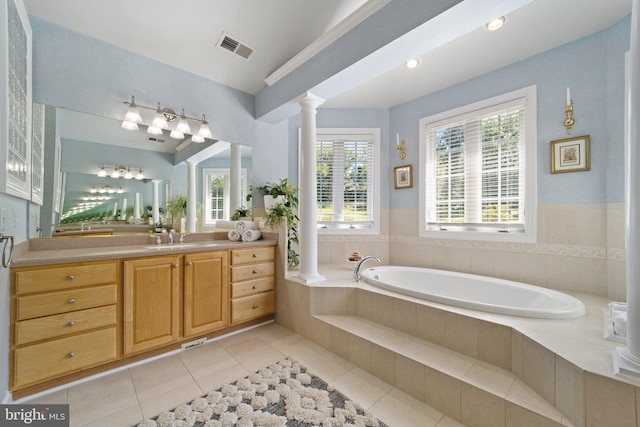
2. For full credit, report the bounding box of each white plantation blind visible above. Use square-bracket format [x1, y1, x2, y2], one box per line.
[425, 98, 527, 232]
[316, 134, 375, 229]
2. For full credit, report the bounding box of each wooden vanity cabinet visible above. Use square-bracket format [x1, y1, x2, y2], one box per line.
[230, 247, 276, 324]
[184, 251, 229, 337]
[123, 255, 180, 354]
[10, 260, 118, 389]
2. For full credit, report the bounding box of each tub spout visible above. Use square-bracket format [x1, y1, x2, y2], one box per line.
[353, 256, 381, 282]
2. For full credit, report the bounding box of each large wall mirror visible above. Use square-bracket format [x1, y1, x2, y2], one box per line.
[38, 105, 252, 237]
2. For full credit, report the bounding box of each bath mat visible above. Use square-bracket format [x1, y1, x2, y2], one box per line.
[135, 357, 388, 427]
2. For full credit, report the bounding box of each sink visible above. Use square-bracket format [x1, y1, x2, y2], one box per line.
[143, 244, 198, 250]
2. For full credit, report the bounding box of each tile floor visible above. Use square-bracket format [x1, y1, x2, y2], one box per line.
[19, 321, 465, 427]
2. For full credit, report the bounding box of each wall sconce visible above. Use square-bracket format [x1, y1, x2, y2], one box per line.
[396, 133, 406, 162]
[564, 87, 575, 134]
[121, 96, 213, 142]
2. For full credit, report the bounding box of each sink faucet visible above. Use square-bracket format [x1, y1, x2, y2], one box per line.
[353, 256, 381, 282]
[168, 229, 176, 244]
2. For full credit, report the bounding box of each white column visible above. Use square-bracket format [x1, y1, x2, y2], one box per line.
[186, 160, 198, 233]
[294, 92, 325, 283]
[230, 143, 242, 214]
[151, 179, 161, 225]
[614, 0, 640, 377]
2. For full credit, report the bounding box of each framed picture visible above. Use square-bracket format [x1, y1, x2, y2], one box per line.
[394, 164, 413, 189]
[551, 135, 590, 174]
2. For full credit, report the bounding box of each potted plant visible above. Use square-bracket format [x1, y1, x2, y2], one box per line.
[165, 195, 201, 232]
[230, 206, 251, 221]
[247, 178, 299, 269]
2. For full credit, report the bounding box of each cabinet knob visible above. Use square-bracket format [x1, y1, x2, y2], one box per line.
[252, 285, 257, 289]
[186, 261, 193, 266]
[67, 352, 74, 359]
[252, 253, 258, 258]
[67, 321, 75, 327]
[66, 275, 74, 281]
[67, 299, 76, 304]
[252, 305, 258, 309]
[252, 270, 258, 274]
[173, 264, 179, 268]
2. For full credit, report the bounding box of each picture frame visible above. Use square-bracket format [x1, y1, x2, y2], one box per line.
[394, 164, 413, 189]
[551, 135, 590, 174]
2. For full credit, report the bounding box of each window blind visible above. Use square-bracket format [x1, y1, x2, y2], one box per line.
[425, 98, 526, 231]
[316, 135, 374, 228]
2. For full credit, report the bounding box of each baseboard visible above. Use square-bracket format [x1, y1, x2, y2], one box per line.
[2, 390, 12, 404]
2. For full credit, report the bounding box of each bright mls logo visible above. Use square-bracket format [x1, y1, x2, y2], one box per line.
[1, 405, 69, 426]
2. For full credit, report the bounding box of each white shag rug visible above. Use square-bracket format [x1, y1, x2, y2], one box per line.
[135, 358, 388, 427]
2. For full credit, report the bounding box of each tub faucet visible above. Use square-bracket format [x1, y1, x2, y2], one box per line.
[353, 256, 381, 282]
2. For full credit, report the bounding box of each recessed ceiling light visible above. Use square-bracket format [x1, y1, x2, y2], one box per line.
[486, 16, 505, 31]
[406, 58, 420, 69]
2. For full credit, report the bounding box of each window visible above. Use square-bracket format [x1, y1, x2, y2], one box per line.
[419, 86, 537, 242]
[202, 168, 247, 225]
[308, 128, 380, 234]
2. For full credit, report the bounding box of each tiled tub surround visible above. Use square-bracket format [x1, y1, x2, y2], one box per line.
[277, 265, 640, 427]
[319, 203, 627, 300]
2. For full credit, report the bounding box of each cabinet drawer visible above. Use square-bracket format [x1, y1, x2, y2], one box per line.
[16, 284, 117, 321]
[231, 247, 275, 265]
[14, 327, 116, 388]
[231, 262, 275, 282]
[231, 277, 275, 299]
[15, 305, 117, 345]
[231, 291, 275, 324]
[15, 262, 117, 294]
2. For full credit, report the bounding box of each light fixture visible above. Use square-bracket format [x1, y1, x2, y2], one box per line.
[486, 16, 505, 31]
[121, 96, 213, 142]
[135, 169, 144, 180]
[405, 58, 420, 69]
[89, 186, 97, 194]
[117, 187, 124, 194]
[124, 168, 133, 180]
[111, 168, 121, 179]
[97, 165, 107, 177]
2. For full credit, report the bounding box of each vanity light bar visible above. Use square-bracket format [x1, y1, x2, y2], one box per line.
[121, 96, 213, 142]
[97, 165, 144, 180]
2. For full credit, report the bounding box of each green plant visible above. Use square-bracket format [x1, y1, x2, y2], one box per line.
[249, 178, 299, 269]
[230, 206, 251, 221]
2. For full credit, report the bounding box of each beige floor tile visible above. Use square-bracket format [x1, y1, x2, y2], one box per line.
[332, 367, 394, 410]
[177, 341, 237, 380]
[463, 361, 515, 398]
[22, 388, 68, 404]
[129, 354, 197, 402]
[304, 349, 355, 384]
[195, 363, 250, 393]
[369, 388, 444, 427]
[80, 403, 143, 427]
[251, 321, 296, 343]
[67, 370, 137, 426]
[138, 381, 203, 419]
[437, 416, 467, 427]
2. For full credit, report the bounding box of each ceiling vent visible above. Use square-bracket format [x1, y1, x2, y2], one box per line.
[147, 136, 165, 143]
[217, 32, 254, 60]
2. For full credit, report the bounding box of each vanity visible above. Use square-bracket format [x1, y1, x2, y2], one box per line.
[8, 232, 277, 398]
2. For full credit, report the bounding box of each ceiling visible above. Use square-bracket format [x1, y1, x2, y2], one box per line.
[24, 0, 632, 110]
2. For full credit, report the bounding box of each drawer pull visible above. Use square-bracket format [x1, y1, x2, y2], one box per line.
[252, 285, 257, 289]
[252, 254, 258, 258]
[67, 352, 74, 359]
[67, 321, 75, 327]
[186, 261, 193, 266]
[252, 305, 258, 309]
[173, 264, 179, 269]
[67, 299, 76, 304]
[252, 270, 258, 274]
[66, 275, 74, 281]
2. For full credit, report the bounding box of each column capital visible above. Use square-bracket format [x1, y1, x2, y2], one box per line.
[294, 92, 325, 111]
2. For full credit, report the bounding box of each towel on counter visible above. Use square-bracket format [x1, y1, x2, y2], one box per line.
[235, 220, 257, 231]
[241, 229, 262, 242]
[216, 220, 239, 230]
[228, 229, 242, 241]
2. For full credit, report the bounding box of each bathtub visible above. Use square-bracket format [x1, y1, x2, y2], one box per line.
[359, 266, 585, 319]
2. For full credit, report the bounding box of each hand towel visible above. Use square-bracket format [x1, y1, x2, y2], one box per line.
[241, 229, 262, 242]
[216, 220, 239, 230]
[235, 220, 257, 232]
[228, 229, 242, 241]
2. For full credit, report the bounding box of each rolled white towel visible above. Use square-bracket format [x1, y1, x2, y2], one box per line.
[216, 220, 239, 230]
[228, 229, 242, 241]
[235, 220, 257, 232]
[242, 229, 262, 242]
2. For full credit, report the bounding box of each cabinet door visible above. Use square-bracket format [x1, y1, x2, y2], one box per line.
[123, 255, 180, 354]
[184, 251, 229, 337]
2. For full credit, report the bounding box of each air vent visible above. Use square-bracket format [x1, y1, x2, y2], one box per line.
[147, 137, 165, 143]
[217, 32, 254, 60]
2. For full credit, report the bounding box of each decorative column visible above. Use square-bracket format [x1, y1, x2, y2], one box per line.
[133, 193, 141, 220]
[186, 160, 197, 233]
[151, 179, 161, 225]
[230, 143, 242, 215]
[294, 92, 325, 283]
[614, 0, 640, 377]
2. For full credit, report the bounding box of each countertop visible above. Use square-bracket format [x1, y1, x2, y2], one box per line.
[11, 231, 278, 267]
